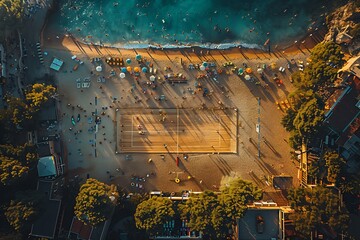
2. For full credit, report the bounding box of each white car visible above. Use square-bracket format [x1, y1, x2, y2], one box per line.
[279, 67, 286, 72]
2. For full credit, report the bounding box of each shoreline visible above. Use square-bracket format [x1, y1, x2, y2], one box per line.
[43, 27, 325, 64]
[57, 24, 326, 53]
[43, 0, 328, 54]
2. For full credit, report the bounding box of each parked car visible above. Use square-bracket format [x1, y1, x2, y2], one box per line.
[256, 216, 264, 234]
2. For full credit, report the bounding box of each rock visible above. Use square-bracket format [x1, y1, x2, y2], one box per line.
[325, 1, 360, 54]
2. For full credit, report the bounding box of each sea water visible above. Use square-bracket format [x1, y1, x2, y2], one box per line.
[51, 0, 330, 49]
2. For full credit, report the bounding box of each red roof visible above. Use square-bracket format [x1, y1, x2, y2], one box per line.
[70, 217, 93, 240]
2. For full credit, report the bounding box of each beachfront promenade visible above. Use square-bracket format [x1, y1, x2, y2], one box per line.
[35, 32, 324, 192]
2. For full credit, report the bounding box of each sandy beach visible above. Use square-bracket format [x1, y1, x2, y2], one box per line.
[25, 3, 328, 193]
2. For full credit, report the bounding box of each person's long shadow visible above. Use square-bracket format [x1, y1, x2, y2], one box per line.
[263, 139, 282, 158]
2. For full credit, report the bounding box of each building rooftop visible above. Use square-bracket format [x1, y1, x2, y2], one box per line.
[237, 208, 281, 240]
[30, 180, 61, 239]
[37, 156, 57, 178]
[325, 75, 360, 135]
[69, 217, 93, 240]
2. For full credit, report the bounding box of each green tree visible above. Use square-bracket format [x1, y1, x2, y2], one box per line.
[6, 97, 33, 126]
[293, 98, 324, 137]
[324, 151, 346, 183]
[0, 143, 38, 164]
[307, 157, 326, 183]
[211, 204, 231, 239]
[305, 41, 344, 87]
[5, 200, 37, 231]
[289, 130, 302, 150]
[4, 190, 43, 232]
[25, 83, 56, 110]
[0, 156, 29, 185]
[74, 178, 115, 226]
[281, 108, 297, 132]
[134, 196, 175, 236]
[0, 0, 24, 33]
[178, 191, 227, 239]
[288, 186, 349, 239]
[338, 173, 360, 195]
[220, 178, 262, 225]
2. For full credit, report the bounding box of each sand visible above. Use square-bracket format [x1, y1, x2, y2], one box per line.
[36, 18, 327, 193]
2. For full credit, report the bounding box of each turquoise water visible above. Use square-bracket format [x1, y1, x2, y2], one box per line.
[52, 0, 330, 49]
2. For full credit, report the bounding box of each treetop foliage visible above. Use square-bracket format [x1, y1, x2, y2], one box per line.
[25, 83, 56, 109]
[74, 178, 114, 226]
[0, 0, 23, 32]
[134, 178, 261, 239]
[0, 156, 29, 186]
[293, 98, 324, 137]
[288, 186, 349, 239]
[135, 196, 175, 236]
[281, 41, 344, 148]
[4, 190, 44, 232]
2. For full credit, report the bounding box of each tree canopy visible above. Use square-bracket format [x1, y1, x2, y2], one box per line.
[179, 178, 261, 239]
[134, 196, 175, 236]
[179, 191, 228, 239]
[324, 151, 346, 183]
[304, 41, 345, 87]
[281, 41, 345, 149]
[0, 0, 23, 33]
[0, 143, 38, 164]
[133, 178, 261, 239]
[0, 156, 28, 186]
[25, 83, 56, 110]
[288, 186, 349, 239]
[5, 200, 36, 231]
[293, 98, 324, 137]
[74, 178, 115, 226]
[0, 83, 56, 132]
[4, 190, 43, 232]
[220, 178, 262, 224]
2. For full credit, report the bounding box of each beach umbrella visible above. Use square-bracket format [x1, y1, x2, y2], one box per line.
[121, 67, 127, 73]
[119, 72, 125, 78]
[150, 75, 156, 81]
[202, 62, 208, 67]
[257, 68, 263, 74]
[200, 65, 206, 71]
[126, 58, 131, 64]
[142, 67, 148, 73]
[134, 67, 140, 72]
[96, 65, 102, 72]
[238, 68, 244, 75]
[135, 54, 142, 61]
[270, 62, 276, 70]
[126, 66, 132, 72]
[245, 75, 251, 81]
[245, 68, 252, 74]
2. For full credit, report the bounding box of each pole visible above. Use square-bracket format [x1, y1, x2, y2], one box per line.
[177, 107, 179, 156]
[257, 97, 261, 160]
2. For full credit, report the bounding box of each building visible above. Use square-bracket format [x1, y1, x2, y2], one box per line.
[68, 217, 93, 240]
[29, 180, 62, 239]
[68, 217, 112, 240]
[324, 74, 360, 162]
[37, 140, 64, 178]
[37, 155, 59, 178]
[236, 205, 294, 240]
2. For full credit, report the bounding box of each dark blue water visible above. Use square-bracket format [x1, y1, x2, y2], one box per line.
[52, 0, 329, 48]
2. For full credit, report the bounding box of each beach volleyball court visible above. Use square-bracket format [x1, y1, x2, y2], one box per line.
[117, 108, 237, 153]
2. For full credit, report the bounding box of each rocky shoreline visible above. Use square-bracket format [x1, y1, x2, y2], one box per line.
[325, 1, 360, 55]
